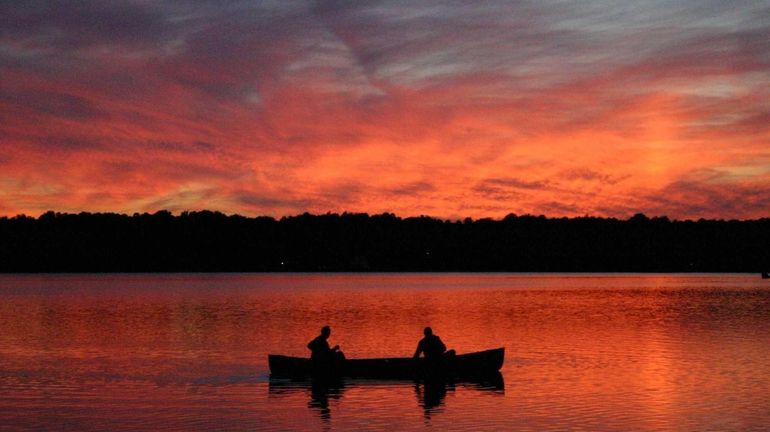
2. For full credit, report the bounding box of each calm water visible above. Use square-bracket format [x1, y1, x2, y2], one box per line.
[1, 273, 769, 431]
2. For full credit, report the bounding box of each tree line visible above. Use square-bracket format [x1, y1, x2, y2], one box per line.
[0, 210, 768, 272]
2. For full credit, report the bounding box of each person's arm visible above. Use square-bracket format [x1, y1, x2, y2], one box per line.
[413, 340, 424, 358]
[437, 337, 446, 353]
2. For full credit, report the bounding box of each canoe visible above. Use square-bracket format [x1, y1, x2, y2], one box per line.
[268, 347, 504, 379]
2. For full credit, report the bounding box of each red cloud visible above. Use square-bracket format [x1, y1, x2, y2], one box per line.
[1, 1, 768, 219]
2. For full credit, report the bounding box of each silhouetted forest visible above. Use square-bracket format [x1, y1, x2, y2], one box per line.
[0, 211, 768, 272]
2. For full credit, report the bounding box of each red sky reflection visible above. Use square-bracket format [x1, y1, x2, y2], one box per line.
[1, 2, 768, 219]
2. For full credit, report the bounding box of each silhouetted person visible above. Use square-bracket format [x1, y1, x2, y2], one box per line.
[413, 327, 446, 361]
[308, 326, 344, 376]
[414, 327, 456, 379]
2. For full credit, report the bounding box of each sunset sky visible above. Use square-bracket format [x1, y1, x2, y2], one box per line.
[1, 1, 768, 219]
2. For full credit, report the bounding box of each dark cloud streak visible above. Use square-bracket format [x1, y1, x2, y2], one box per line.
[0, 0, 170, 50]
[1, 0, 768, 219]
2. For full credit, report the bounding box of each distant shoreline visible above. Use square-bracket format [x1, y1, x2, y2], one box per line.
[1, 211, 768, 273]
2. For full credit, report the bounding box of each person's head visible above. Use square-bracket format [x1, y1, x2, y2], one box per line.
[423, 327, 432, 336]
[321, 326, 331, 339]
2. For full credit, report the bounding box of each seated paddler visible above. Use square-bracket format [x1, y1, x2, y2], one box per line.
[413, 327, 453, 363]
[308, 326, 345, 373]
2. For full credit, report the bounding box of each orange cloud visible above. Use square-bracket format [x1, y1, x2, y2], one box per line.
[1, 1, 768, 219]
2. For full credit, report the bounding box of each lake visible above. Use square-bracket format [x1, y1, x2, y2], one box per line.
[1, 273, 769, 431]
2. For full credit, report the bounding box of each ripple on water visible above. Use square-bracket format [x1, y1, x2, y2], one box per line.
[1, 274, 770, 431]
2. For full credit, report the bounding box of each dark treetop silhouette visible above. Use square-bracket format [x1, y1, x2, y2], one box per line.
[1, 210, 768, 272]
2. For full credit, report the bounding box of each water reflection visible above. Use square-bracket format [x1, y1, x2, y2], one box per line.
[3, 274, 770, 431]
[308, 379, 345, 422]
[269, 378, 343, 422]
[415, 381, 448, 417]
[269, 373, 504, 421]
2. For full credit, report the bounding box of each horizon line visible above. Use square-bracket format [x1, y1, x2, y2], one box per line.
[3, 209, 768, 223]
